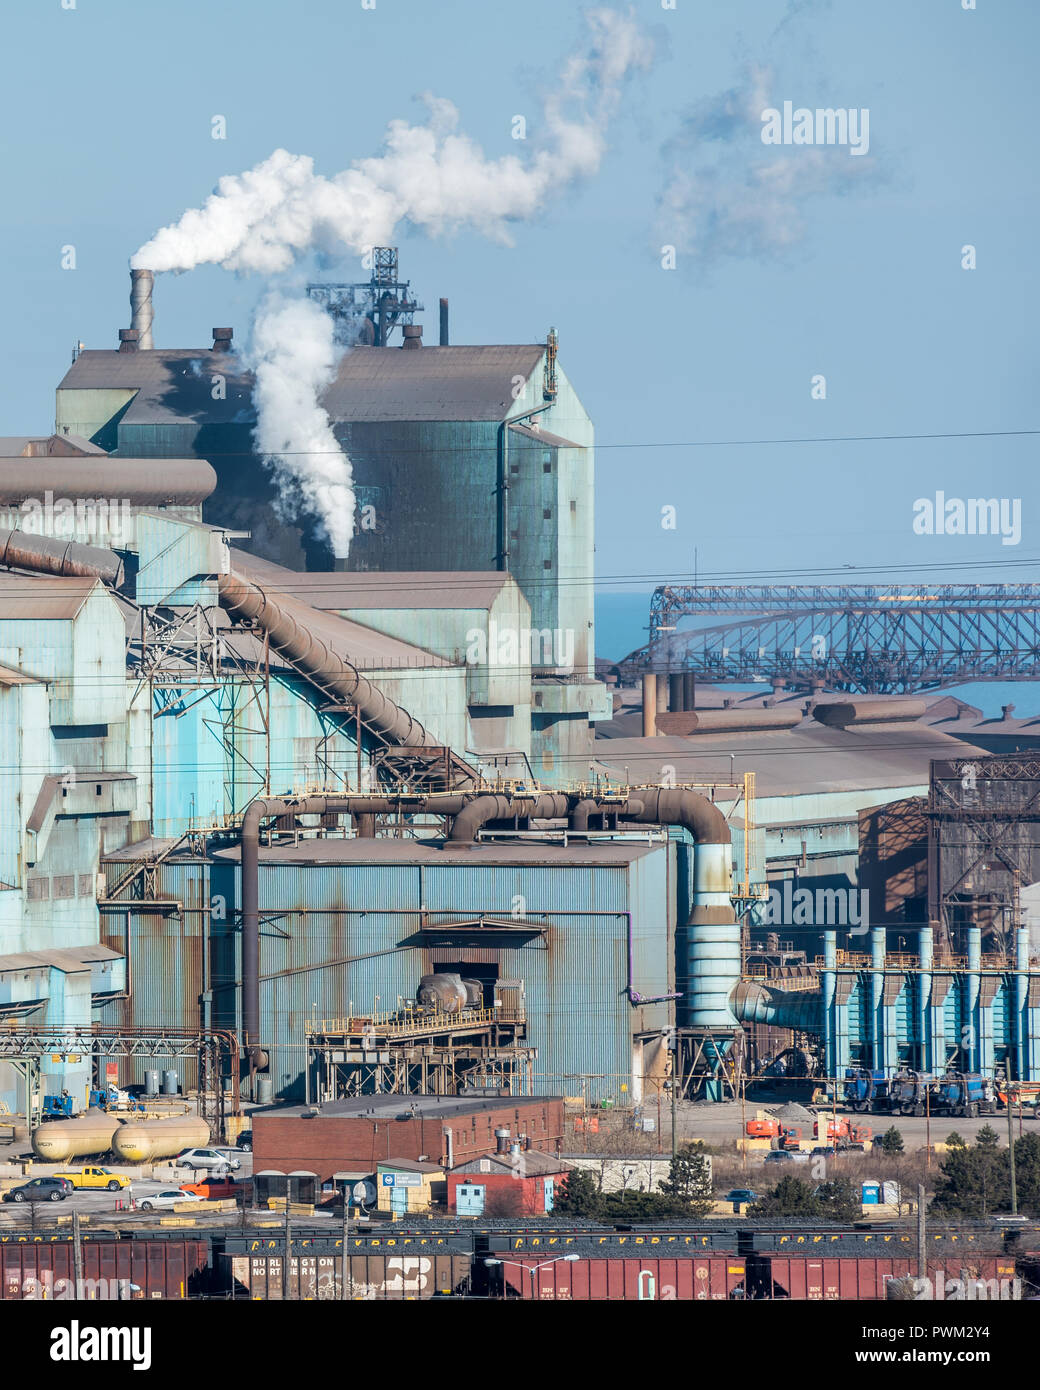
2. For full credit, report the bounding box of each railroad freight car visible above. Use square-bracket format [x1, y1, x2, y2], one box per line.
[225, 1252, 471, 1299]
[0, 1237, 209, 1300]
[496, 1255, 747, 1300]
[748, 1254, 1018, 1301]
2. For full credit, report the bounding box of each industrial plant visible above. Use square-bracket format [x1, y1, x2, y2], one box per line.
[0, 258, 1037, 1307]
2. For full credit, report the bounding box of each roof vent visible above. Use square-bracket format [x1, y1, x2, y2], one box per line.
[118, 329, 140, 354]
[212, 327, 233, 352]
[402, 324, 423, 350]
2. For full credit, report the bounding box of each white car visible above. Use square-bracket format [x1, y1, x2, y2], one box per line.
[136, 1189, 205, 1211]
[176, 1147, 240, 1172]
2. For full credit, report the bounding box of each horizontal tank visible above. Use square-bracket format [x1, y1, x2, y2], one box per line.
[417, 973, 471, 1015]
[110, 1116, 210, 1163]
[31, 1112, 121, 1163]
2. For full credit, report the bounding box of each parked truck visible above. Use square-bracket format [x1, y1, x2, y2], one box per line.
[930, 1071, 995, 1118]
[51, 1165, 132, 1191]
[843, 1068, 888, 1114]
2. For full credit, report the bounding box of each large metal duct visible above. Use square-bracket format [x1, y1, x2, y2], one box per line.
[813, 698, 928, 727]
[130, 269, 154, 349]
[729, 979, 823, 1034]
[0, 458, 216, 507]
[625, 788, 738, 1029]
[656, 708, 802, 735]
[239, 793, 467, 1078]
[217, 570, 441, 750]
[0, 527, 123, 586]
[447, 792, 570, 843]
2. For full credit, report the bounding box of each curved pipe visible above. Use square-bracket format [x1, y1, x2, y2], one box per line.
[624, 787, 731, 846]
[240, 792, 468, 1074]
[0, 527, 124, 586]
[730, 979, 823, 1034]
[569, 799, 598, 833]
[448, 793, 570, 843]
[218, 571, 449, 752]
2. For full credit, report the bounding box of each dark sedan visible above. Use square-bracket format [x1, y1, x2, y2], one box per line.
[2, 1177, 69, 1204]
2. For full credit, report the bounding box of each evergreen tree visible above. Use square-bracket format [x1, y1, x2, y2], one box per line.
[658, 1142, 714, 1217]
[930, 1140, 1009, 1217]
[975, 1124, 1000, 1150]
[749, 1176, 821, 1219]
[944, 1131, 966, 1149]
[553, 1168, 601, 1219]
[814, 1176, 862, 1223]
[880, 1127, 904, 1154]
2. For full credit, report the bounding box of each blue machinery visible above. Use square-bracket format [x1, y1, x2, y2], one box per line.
[731, 924, 1040, 1085]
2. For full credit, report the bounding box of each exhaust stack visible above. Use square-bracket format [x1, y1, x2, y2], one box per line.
[130, 268, 154, 349]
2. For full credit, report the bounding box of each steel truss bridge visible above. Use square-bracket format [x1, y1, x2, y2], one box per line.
[617, 584, 1040, 694]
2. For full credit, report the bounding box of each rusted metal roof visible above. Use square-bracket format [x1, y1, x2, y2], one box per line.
[231, 548, 512, 611]
[213, 838, 660, 866]
[0, 945, 123, 974]
[0, 572, 97, 619]
[58, 344, 546, 425]
[596, 724, 990, 798]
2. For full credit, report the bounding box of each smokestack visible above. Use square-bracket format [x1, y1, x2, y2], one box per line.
[118, 329, 140, 354]
[212, 327, 233, 353]
[402, 324, 423, 350]
[439, 298, 449, 346]
[130, 269, 154, 349]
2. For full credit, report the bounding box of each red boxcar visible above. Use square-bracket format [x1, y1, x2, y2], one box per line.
[501, 1256, 747, 1300]
[754, 1255, 1017, 1301]
[0, 1238, 209, 1300]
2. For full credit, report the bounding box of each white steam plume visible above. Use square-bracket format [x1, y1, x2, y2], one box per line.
[133, 9, 652, 275]
[131, 8, 652, 558]
[249, 294, 353, 558]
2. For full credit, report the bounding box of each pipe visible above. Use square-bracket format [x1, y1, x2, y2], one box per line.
[966, 926, 982, 1071]
[130, 269, 154, 349]
[569, 799, 598, 833]
[218, 570, 455, 754]
[641, 674, 657, 737]
[0, 527, 123, 586]
[439, 299, 449, 346]
[871, 927, 887, 1072]
[730, 979, 823, 1033]
[1017, 926, 1029, 1082]
[668, 672, 684, 713]
[919, 925, 933, 1073]
[495, 405, 552, 571]
[624, 788, 736, 1029]
[0, 458, 217, 506]
[446, 792, 570, 843]
[240, 792, 468, 1076]
[822, 930, 837, 1081]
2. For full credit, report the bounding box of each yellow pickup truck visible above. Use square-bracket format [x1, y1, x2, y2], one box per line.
[52, 1166, 131, 1191]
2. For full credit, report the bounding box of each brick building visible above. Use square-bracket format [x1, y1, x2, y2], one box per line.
[447, 1150, 571, 1217]
[252, 1094, 564, 1183]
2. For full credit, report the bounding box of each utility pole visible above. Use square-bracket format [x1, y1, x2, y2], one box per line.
[340, 1186, 350, 1300]
[1006, 1062, 1018, 1217]
[72, 1207, 84, 1298]
[284, 1207, 292, 1301]
[740, 1078, 748, 1175]
[916, 1183, 926, 1283]
[670, 1031, 678, 1163]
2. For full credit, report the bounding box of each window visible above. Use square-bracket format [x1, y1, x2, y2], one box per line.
[570, 500, 576, 514]
[543, 560, 552, 570]
[543, 509, 552, 520]
[543, 462, 552, 473]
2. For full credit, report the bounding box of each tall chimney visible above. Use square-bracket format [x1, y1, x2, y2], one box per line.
[130, 269, 154, 349]
[439, 298, 449, 346]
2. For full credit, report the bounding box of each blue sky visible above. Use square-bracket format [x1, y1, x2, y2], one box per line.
[1, 0, 1037, 691]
